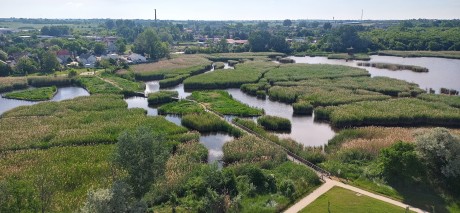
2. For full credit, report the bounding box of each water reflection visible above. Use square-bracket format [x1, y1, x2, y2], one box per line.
[290, 55, 460, 93]
[226, 89, 336, 147]
[200, 133, 234, 167]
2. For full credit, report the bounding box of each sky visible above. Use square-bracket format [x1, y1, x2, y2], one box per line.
[1, 0, 459, 20]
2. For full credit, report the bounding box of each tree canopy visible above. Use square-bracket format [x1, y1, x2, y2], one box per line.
[133, 28, 169, 60]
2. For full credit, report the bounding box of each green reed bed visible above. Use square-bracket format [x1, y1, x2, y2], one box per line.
[147, 91, 178, 105]
[264, 64, 370, 83]
[100, 73, 145, 94]
[315, 98, 460, 128]
[181, 113, 243, 137]
[257, 115, 292, 132]
[222, 135, 286, 167]
[158, 100, 205, 115]
[417, 93, 460, 108]
[183, 61, 278, 90]
[191, 90, 264, 116]
[205, 52, 285, 62]
[0, 144, 115, 212]
[214, 62, 225, 69]
[159, 74, 190, 88]
[378, 50, 460, 60]
[27, 76, 74, 87]
[3, 86, 57, 101]
[76, 76, 122, 94]
[0, 77, 28, 93]
[327, 53, 371, 61]
[0, 95, 188, 151]
[293, 101, 314, 115]
[357, 62, 429, 72]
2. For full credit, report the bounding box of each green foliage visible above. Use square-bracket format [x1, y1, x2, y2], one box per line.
[0, 62, 13, 77]
[257, 115, 292, 132]
[159, 74, 189, 88]
[100, 73, 145, 94]
[39, 51, 60, 73]
[27, 76, 73, 87]
[316, 98, 460, 128]
[133, 28, 169, 60]
[358, 62, 429, 72]
[191, 90, 263, 116]
[378, 50, 460, 59]
[3, 86, 56, 101]
[418, 94, 460, 108]
[0, 145, 115, 212]
[184, 61, 278, 90]
[264, 64, 370, 83]
[158, 100, 204, 115]
[14, 57, 38, 75]
[222, 135, 287, 168]
[278, 180, 295, 200]
[293, 101, 313, 115]
[147, 91, 178, 105]
[76, 76, 122, 94]
[379, 141, 424, 183]
[93, 42, 107, 55]
[181, 113, 243, 137]
[115, 127, 170, 198]
[327, 53, 371, 61]
[0, 95, 187, 151]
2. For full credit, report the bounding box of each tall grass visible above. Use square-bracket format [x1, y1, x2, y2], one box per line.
[147, 91, 178, 105]
[181, 113, 243, 137]
[357, 62, 429, 73]
[222, 135, 286, 168]
[316, 98, 460, 128]
[191, 90, 264, 116]
[257, 115, 292, 132]
[27, 76, 74, 87]
[159, 74, 190, 88]
[293, 101, 313, 115]
[418, 93, 460, 108]
[0, 77, 28, 93]
[184, 61, 278, 90]
[3, 86, 57, 101]
[100, 73, 145, 94]
[75, 76, 122, 94]
[378, 50, 460, 60]
[158, 100, 204, 115]
[205, 52, 285, 62]
[327, 53, 371, 61]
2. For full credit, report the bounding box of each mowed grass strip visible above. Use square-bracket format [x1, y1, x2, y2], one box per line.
[3, 86, 57, 101]
[300, 186, 412, 213]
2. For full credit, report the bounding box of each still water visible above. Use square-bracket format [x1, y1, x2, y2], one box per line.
[290, 55, 460, 93]
[0, 87, 89, 115]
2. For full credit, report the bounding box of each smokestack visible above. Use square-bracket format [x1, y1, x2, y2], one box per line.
[155, 9, 157, 21]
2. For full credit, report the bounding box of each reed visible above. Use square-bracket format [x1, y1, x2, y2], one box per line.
[3, 86, 57, 101]
[147, 91, 178, 105]
[257, 115, 292, 132]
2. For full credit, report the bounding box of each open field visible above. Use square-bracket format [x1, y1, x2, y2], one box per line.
[300, 187, 411, 213]
[0, 95, 188, 151]
[191, 90, 264, 116]
[0, 144, 115, 212]
[3, 86, 57, 101]
[184, 61, 278, 89]
[378, 50, 460, 59]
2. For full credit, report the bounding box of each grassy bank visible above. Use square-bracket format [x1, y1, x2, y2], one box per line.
[378, 50, 460, 59]
[358, 62, 429, 72]
[3, 86, 57, 101]
[191, 90, 264, 116]
[316, 98, 460, 128]
[184, 61, 278, 90]
[300, 187, 411, 213]
[147, 91, 178, 105]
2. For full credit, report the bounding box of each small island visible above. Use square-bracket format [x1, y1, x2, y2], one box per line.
[3, 86, 57, 101]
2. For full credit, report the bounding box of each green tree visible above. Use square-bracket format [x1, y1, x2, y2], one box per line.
[269, 35, 290, 53]
[323, 22, 332, 30]
[283, 19, 293, 27]
[248, 31, 271, 52]
[0, 62, 12, 77]
[115, 39, 127, 54]
[15, 57, 38, 75]
[93, 42, 106, 55]
[114, 127, 169, 198]
[379, 141, 423, 184]
[133, 28, 169, 60]
[0, 49, 7, 61]
[39, 51, 60, 73]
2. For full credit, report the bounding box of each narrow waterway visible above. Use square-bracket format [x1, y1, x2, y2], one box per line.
[290, 55, 460, 93]
[0, 86, 90, 115]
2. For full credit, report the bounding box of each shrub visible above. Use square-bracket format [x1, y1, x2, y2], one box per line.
[148, 91, 178, 105]
[257, 115, 292, 132]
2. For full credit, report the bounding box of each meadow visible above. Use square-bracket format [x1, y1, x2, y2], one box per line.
[183, 61, 278, 90]
[190, 90, 264, 116]
[315, 98, 460, 128]
[3, 86, 57, 101]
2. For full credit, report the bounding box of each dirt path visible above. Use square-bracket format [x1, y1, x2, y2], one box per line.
[284, 177, 427, 213]
[97, 76, 123, 90]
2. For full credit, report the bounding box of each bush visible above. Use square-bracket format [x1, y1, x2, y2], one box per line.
[147, 91, 178, 105]
[257, 115, 291, 132]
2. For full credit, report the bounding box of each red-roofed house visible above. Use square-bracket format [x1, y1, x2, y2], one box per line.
[56, 50, 72, 64]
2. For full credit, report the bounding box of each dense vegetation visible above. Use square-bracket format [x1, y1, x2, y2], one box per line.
[190, 90, 264, 116]
[357, 62, 429, 72]
[158, 100, 204, 115]
[76, 76, 122, 94]
[184, 61, 278, 89]
[0, 77, 29, 93]
[3, 86, 57, 101]
[377, 50, 460, 59]
[147, 91, 178, 105]
[417, 93, 460, 108]
[316, 98, 460, 128]
[181, 113, 243, 137]
[257, 115, 292, 132]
